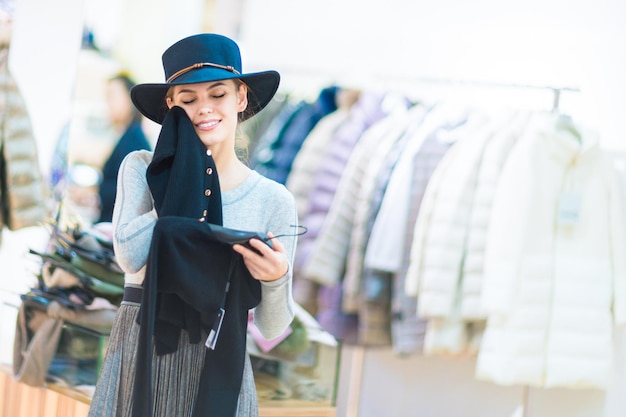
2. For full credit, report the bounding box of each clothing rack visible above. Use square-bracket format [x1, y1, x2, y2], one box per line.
[370, 74, 581, 113]
[380, 77, 577, 417]
[272, 66, 581, 113]
[270, 67, 582, 417]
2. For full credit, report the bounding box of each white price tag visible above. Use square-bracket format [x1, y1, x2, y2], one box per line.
[205, 308, 225, 350]
[557, 192, 582, 226]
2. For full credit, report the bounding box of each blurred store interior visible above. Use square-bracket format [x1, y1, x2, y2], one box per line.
[2, 0, 626, 416]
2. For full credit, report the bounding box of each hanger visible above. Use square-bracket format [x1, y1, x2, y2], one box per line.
[551, 88, 582, 143]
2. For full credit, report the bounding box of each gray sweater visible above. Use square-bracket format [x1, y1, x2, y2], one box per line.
[112, 150, 297, 339]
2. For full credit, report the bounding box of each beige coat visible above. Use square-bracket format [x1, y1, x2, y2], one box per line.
[0, 47, 48, 238]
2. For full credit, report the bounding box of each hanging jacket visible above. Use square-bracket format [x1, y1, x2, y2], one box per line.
[459, 110, 531, 320]
[286, 108, 351, 220]
[476, 112, 626, 389]
[253, 86, 339, 185]
[0, 47, 48, 237]
[389, 125, 455, 355]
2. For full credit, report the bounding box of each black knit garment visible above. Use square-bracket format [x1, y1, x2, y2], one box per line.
[132, 106, 261, 417]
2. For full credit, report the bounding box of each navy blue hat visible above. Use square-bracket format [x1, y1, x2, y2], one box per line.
[131, 33, 280, 124]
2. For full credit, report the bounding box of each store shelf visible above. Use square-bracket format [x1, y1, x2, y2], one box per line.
[1, 366, 335, 417]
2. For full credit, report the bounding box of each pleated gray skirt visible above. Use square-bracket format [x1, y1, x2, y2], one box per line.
[87, 302, 258, 417]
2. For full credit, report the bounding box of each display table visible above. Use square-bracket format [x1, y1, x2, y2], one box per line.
[0, 258, 339, 417]
[0, 366, 335, 417]
[1, 366, 90, 417]
[1, 306, 338, 417]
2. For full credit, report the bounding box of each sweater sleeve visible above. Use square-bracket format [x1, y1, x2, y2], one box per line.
[112, 151, 158, 276]
[253, 184, 298, 340]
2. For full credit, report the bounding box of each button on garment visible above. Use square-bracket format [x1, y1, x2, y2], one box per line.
[201, 164, 213, 218]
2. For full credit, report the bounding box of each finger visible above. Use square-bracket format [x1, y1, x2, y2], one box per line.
[232, 243, 255, 257]
[265, 232, 286, 252]
[247, 238, 274, 256]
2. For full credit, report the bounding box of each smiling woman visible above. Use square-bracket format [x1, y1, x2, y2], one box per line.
[0, 3, 346, 417]
[87, 33, 297, 417]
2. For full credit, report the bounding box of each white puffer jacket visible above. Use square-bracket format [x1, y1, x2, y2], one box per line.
[476, 112, 626, 389]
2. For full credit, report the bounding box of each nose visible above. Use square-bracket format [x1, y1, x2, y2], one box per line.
[199, 99, 213, 114]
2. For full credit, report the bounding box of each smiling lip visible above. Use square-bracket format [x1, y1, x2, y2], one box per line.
[197, 120, 219, 130]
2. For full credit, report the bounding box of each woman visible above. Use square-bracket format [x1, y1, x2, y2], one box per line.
[88, 33, 298, 417]
[97, 72, 152, 223]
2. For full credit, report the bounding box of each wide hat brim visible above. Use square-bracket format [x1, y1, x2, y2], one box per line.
[130, 67, 280, 125]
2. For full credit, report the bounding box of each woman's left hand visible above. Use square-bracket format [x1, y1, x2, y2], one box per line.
[233, 232, 289, 282]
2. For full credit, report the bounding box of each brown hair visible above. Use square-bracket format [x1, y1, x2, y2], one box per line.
[234, 79, 251, 163]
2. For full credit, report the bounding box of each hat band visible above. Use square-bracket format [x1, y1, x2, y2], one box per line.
[166, 62, 241, 83]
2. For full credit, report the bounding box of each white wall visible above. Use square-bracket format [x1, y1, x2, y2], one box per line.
[112, 0, 205, 85]
[335, 346, 609, 417]
[9, 0, 85, 178]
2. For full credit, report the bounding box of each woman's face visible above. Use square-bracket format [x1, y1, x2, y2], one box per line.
[166, 79, 248, 150]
